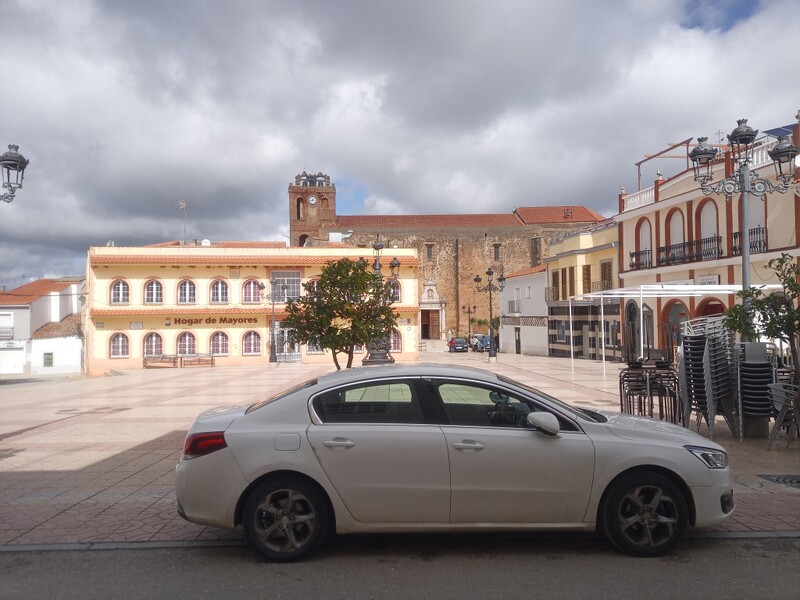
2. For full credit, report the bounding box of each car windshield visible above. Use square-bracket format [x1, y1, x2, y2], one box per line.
[497, 375, 607, 423]
[246, 378, 318, 413]
[454, 338, 466, 343]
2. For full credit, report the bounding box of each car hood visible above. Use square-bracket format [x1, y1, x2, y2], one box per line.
[189, 405, 248, 433]
[598, 411, 724, 449]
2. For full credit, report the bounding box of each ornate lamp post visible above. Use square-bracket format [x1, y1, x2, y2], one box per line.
[1, 145, 30, 203]
[474, 267, 506, 361]
[689, 119, 798, 292]
[462, 304, 477, 339]
[258, 278, 287, 365]
[363, 236, 400, 365]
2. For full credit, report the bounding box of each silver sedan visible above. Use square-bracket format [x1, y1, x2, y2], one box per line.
[176, 364, 734, 561]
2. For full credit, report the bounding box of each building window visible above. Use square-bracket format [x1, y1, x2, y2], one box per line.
[243, 331, 262, 355]
[493, 243, 501, 261]
[526, 285, 531, 299]
[305, 279, 318, 297]
[144, 280, 163, 304]
[600, 261, 613, 290]
[556, 321, 566, 342]
[210, 280, 229, 304]
[143, 332, 163, 356]
[242, 280, 262, 304]
[178, 280, 196, 304]
[389, 280, 401, 302]
[390, 329, 402, 352]
[210, 331, 229, 355]
[582, 265, 591, 295]
[177, 332, 196, 355]
[270, 271, 302, 300]
[425, 244, 434, 261]
[111, 280, 129, 304]
[568, 266, 575, 297]
[43, 353, 53, 367]
[110, 333, 129, 358]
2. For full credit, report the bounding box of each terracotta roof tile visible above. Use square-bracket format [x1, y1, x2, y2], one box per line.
[336, 214, 524, 228]
[90, 255, 419, 266]
[514, 206, 606, 224]
[146, 240, 287, 248]
[0, 278, 79, 306]
[504, 265, 548, 278]
[31, 313, 82, 339]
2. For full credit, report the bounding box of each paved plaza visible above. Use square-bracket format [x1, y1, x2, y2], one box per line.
[1, 350, 799, 551]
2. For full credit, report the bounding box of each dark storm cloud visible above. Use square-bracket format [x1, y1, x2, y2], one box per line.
[0, 0, 797, 288]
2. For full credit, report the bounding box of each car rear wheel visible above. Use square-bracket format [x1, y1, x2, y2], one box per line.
[601, 471, 688, 557]
[243, 476, 329, 562]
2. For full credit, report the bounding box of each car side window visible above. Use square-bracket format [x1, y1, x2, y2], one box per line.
[436, 383, 532, 428]
[435, 381, 578, 431]
[313, 381, 425, 424]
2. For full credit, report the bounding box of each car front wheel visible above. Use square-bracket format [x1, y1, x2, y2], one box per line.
[243, 476, 329, 562]
[601, 471, 688, 557]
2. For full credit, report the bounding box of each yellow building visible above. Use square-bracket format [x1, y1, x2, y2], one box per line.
[85, 241, 420, 376]
[544, 220, 620, 359]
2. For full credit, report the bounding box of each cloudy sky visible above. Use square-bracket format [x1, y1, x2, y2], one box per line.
[1, 0, 798, 289]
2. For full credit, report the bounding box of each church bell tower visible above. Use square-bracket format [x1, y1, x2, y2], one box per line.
[288, 171, 337, 247]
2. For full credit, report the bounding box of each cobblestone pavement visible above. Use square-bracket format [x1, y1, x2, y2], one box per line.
[1, 351, 798, 549]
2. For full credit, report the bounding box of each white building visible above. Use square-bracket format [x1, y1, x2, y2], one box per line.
[498, 265, 549, 356]
[0, 278, 84, 375]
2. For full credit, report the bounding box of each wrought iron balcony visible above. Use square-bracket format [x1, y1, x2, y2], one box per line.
[732, 226, 767, 257]
[657, 241, 693, 266]
[591, 280, 613, 292]
[629, 249, 652, 271]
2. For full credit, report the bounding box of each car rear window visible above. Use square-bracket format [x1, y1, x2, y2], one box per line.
[246, 378, 318, 413]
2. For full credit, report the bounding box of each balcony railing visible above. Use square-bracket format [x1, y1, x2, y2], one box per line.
[629, 249, 652, 271]
[545, 287, 560, 302]
[591, 280, 613, 292]
[732, 226, 767, 256]
[693, 235, 723, 261]
[507, 299, 521, 314]
[0, 326, 12, 339]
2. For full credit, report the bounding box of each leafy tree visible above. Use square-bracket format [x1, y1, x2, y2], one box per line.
[723, 253, 800, 418]
[283, 258, 399, 370]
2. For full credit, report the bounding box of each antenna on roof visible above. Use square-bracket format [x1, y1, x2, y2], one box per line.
[177, 200, 188, 244]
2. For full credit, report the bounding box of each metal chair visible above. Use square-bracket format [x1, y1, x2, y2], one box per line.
[767, 382, 799, 450]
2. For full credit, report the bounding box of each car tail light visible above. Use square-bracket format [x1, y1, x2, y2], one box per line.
[183, 431, 227, 459]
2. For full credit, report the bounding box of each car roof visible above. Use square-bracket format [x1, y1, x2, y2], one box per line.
[315, 363, 500, 388]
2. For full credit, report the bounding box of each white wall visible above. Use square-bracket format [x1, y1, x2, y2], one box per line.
[30, 337, 83, 375]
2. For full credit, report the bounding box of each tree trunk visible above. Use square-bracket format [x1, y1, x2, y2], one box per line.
[791, 338, 800, 420]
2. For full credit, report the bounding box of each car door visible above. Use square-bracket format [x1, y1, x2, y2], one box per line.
[306, 378, 450, 524]
[429, 379, 596, 524]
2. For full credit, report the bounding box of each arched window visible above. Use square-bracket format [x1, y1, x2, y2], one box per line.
[390, 329, 402, 352]
[242, 331, 262, 355]
[242, 280, 262, 304]
[110, 333, 129, 358]
[210, 280, 229, 304]
[296, 198, 305, 220]
[177, 332, 196, 355]
[143, 332, 163, 356]
[666, 209, 684, 246]
[111, 280, 129, 304]
[144, 280, 163, 304]
[210, 331, 229, 355]
[388, 280, 401, 302]
[178, 280, 196, 304]
[699, 200, 718, 239]
[636, 218, 652, 252]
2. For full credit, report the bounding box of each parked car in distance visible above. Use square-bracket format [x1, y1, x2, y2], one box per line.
[176, 364, 734, 562]
[448, 337, 469, 352]
[471, 334, 489, 352]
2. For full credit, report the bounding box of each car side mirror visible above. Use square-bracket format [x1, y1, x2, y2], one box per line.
[526, 412, 560, 436]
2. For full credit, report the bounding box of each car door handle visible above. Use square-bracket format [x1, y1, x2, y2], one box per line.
[453, 440, 485, 451]
[323, 438, 356, 449]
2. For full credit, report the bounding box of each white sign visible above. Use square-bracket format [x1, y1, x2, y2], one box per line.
[697, 275, 720, 285]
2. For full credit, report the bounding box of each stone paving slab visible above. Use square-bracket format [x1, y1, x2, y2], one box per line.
[1, 352, 799, 548]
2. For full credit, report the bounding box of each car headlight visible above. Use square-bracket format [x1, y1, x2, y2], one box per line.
[685, 445, 728, 469]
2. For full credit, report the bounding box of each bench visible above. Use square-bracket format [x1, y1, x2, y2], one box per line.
[143, 354, 179, 368]
[180, 353, 215, 367]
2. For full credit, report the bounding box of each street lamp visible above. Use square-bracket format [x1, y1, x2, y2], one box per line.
[689, 119, 798, 292]
[258, 278, 287, 365]
[462, 304, 477, 339]
[363, 235, 399, 365]
[474, 267, 506, 361]
[1, 145, 30, 203]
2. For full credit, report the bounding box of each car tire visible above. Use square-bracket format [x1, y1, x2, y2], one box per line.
[243, 476, 330, 562]
[601, 471, 688, 557]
